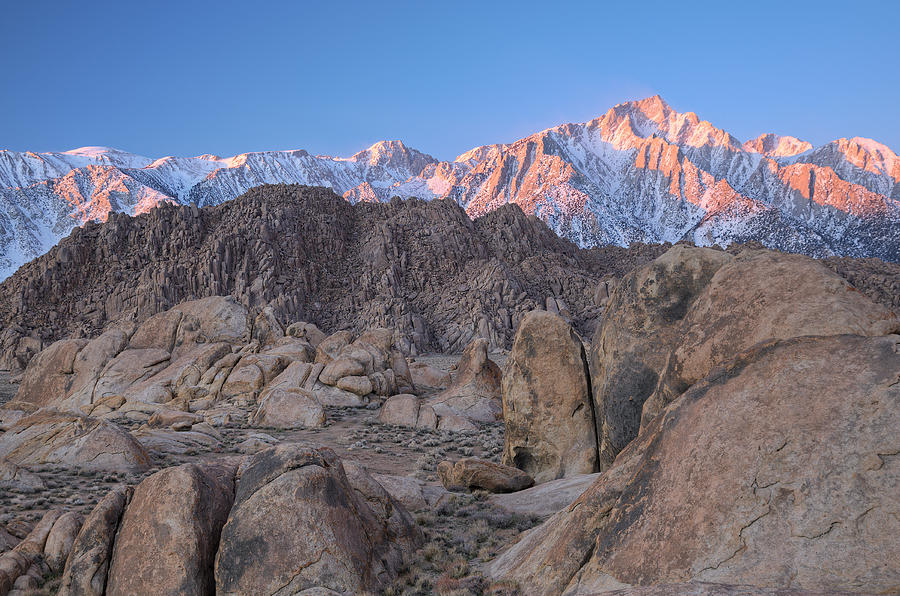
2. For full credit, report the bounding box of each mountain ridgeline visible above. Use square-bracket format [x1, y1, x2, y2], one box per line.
[0, 185, 670, 371]
[1, 96, 898, 281]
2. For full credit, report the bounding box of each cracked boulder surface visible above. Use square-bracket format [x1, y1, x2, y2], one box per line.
[489, 334, 900, 594]
[0, 410, 151, 473]
[214, 443, 423, 595]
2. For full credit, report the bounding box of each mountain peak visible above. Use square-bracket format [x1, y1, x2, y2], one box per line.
[632, 94, 672, 113]
[613, 95, 674, 125]
[348, 140, 436, 169]
[743, 133, 812, 158]
[845, 136, 897, 158]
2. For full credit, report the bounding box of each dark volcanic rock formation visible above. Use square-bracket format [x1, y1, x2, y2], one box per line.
[0, 184, 666, 369]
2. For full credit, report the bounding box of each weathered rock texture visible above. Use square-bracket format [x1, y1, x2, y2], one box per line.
[490, 334, 900, 594]
[590, 245, 899, 469]
[0, 509, 62, 595]
[251, 388, 326, 429]
[43, 511, 85, 574]
[59, 485, 133, 596]
[428, 338, 502, 424]
[214, 444, 422, 595]
[502, 310, 597, 482]
[437, 458, 534, 493]
[106, 463, 236, 596]
[590, 246, 731, 469]
[641, 249, 899, 425]
[0, 185, 668, 374]
[489, 473, 600, 518]
[0, 410, 150, 473]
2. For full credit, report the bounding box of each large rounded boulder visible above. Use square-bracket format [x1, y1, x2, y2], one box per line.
[641, 249, 900, 425]
[502, 310, 597, 482]
[214, 444, 422, 595]
[490, 334, 900, 594]
[106, 462, 237, 596]
[0, 410, 150, 473]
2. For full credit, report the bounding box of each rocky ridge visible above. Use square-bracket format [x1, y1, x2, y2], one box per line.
[0, 184, 667, 375]
[2, 96, 899, 281]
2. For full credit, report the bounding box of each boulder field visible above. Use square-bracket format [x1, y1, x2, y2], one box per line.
[0, 243, 897, 595]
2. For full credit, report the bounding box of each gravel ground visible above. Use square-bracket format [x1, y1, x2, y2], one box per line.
[0, 351, 534, 595]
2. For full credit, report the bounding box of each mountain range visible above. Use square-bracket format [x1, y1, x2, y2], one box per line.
[1, 95, 898, 280]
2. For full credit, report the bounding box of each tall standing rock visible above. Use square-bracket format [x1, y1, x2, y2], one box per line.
[106, 462, 237, 596]
[590, 245, 732, 469]
[502, 310, 597, 483]
[43, 511, 85, 574]
[58, 485, 133, 596]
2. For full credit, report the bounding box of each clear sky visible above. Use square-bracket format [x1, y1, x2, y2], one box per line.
[1, 0, 898, 161]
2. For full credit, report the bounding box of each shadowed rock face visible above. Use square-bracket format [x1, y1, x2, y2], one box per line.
[490, 334, 900, 594]
[0, 184, 667, 371]
[590, 246, 732, 469]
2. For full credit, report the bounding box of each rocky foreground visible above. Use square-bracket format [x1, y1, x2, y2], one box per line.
[0, 205, 898, 594]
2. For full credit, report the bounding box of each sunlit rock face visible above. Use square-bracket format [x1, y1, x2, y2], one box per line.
[1, 96, 898, 280]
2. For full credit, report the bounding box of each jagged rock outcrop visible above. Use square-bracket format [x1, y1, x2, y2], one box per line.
[502, 310, 597, 482]
[490, 334, 900, 594]
[0, 185, 665, 374]
[427, 338, 502, 425]
[3, 98, 898, 287]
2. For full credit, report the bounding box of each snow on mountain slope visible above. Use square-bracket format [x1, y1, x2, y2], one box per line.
[1, 97, 898, 281]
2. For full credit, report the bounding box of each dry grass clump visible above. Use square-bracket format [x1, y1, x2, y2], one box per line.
[387, 492, 537, 595]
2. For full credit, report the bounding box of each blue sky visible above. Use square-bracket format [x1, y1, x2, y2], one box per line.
[1, 0, 898, 161]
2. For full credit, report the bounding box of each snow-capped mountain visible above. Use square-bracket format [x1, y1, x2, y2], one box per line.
[1, 96, 898, 280]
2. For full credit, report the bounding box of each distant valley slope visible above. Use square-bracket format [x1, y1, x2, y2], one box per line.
[1, 95, 898, 279]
